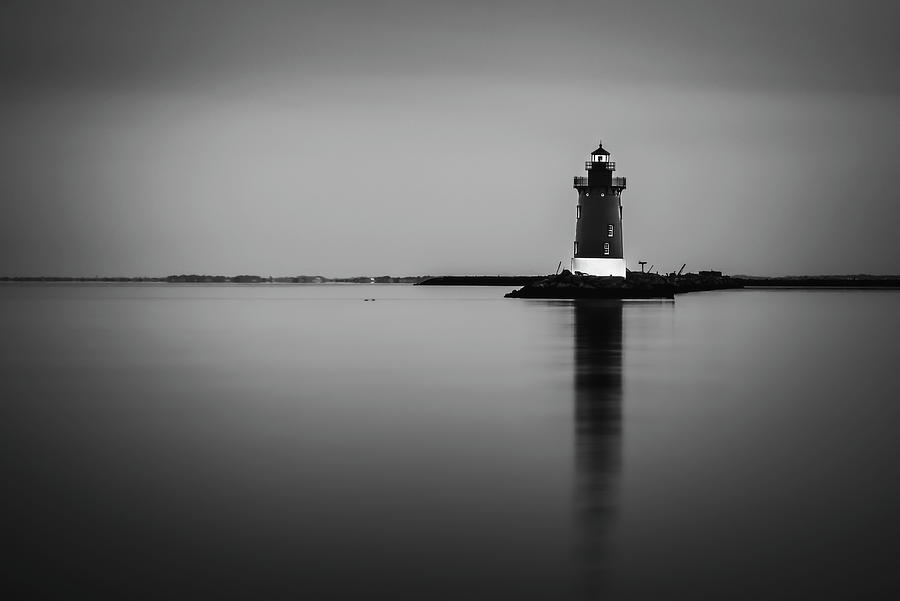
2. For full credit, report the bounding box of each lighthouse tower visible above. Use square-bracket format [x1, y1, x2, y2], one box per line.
[572, 142, 627, 277]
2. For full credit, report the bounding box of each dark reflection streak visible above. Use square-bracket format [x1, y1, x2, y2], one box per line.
[572, 300, 624, 599]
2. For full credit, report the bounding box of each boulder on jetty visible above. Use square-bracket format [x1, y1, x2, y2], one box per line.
[504, 270, 743, 299]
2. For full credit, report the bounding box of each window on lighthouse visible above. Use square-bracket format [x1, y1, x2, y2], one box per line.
[608, 224, 614, 237]
[603, 243, 610, 256]
[577, 205, 581, 219]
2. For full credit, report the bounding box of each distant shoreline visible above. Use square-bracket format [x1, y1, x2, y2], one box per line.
[0, 275, 429, 284]
[731, 276, 900, 288]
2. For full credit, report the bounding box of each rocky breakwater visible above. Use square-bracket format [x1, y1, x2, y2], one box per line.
[504, 270, 673, 299]
[672, 270, 744, 294]
[504, 269, 742, 299]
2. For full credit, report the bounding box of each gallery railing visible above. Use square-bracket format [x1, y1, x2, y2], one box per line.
[573, 176, 627, 188]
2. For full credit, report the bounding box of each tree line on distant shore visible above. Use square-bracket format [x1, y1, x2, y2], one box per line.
[0, 274, 431, 283]
[164, 274, 429, 283]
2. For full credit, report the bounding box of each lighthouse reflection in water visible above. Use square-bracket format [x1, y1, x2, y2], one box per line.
[571, 300, 624, 597]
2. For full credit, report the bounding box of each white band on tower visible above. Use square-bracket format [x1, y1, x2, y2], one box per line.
[571, 258, 627, 278]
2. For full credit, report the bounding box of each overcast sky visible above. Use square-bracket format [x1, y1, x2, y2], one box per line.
[2, 0, 898, 276]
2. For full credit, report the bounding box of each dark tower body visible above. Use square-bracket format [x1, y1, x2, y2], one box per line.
[572, 143, 627, 277]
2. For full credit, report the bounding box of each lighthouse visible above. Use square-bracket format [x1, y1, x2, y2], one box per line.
[572, 142, 627, 277]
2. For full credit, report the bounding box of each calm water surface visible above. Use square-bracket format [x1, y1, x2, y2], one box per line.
[2, 284, 899, 599]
